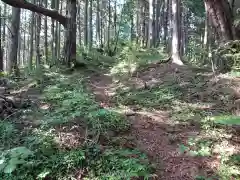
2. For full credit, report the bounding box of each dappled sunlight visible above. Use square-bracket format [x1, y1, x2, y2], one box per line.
[53, 123, 87, 149]
[88, 60, 240, 179]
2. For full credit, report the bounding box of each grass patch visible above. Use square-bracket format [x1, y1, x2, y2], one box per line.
[116, 84, 183, 110]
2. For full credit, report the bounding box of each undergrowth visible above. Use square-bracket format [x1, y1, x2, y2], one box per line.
[113, 65, 240, 179]
[0, 70, 152, 179]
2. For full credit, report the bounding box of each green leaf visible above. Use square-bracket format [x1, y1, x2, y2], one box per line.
[213, 115, 240, 125]
[37, 171, 51, 179]
[98, 109, 108, 116]
[179, 144, 189, 154]
[8, 157, 25, 165]
[4, 163, 16, 174]
[9, 146, 33, 159]
[0, 159, 5, 172]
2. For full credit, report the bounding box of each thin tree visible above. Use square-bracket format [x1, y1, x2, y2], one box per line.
[8, 7, 21, 75]
[148, 0, 153, 48]
[44, 0, 48, 64]
[84, 0, 88, 47]
[36, 0, 42, 68]
[0, 6, 3, 71]
[28, 0, 35, 70]
[171, 0, 183, 65]
[96, 0, 100, 46]
[88, 0, 93, 49]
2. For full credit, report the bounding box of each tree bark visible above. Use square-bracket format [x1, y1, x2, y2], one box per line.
[63, 0, 77, 66]
[54, 0, 59, 59]
[77, 1, 82, 46]
[88, 0, 93, 49]
[163, 0, 169, 47]
[44, 0, 48, 64]
[51, 0, 56, 64]
[148, 0, 153, 48]
[36, 0, 42, 68]
[8, 7, 21, 75]
[28, 0, 35, 70]
[171, 0, 183, 65]
[0, 6, 3, 71]
[107, 0, 111, 50]
[204, 0, 234, 42]
[84, 0, 88, 47]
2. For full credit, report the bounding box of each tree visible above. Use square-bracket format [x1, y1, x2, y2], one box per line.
[44, 0, 48, 64]
[36, 0, 42, 68]
[51, 0, 55, 64]
[96, 0, 100, 46]
[171, 0, 183, 65]
[0, 6, 3, 71]
[204, 0, 234, 42]
[84, 0, 88, 47]
[2, 0, 77, 67]
[88, 0, 93, 49]
[8, 7, 21, 75]
[148, 0, 153, 48]
[28, 0, 35, 70]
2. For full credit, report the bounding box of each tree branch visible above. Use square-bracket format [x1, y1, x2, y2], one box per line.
[1, 0, 67, 26]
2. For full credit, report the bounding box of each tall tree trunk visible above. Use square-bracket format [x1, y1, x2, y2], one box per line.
[2, 3, 6, 70]
[36, 1, 42, 68]
[8, 7, 21, 75]
[114, 0, 117, 39]
[54, 0, 59, 59]
[130, 3, 134, 42]
[136, 0, 140, 44]
[204, 0, 234, 42]
[143, 2, 148, 47]
[155, 0, 161, 46]
[29, 0, 35, 70]
[88, 0, 93, 49]
[152, 0, 156, 47]
[148, 0, 153, 48]
[171, 0, 183, 65]
[18, 29, 21, 66]
[58, 0, 62, 58]
[163, 0, 169, 47]
[107, 0, 111, 50]
[44, 0, 48, 64]
[0, 6, 3, 71]
[96, 0, 100, 46]
[168, 0, 172, 51]
[77, 1, 82, 46]
[51, 0, 55, 64]
[202, 1, 209, 63]
[100, 0, 104, 46]
[63, 0, 77, 66]
[84, 0, 88, 47]
[23, 10, 26, 66]
[140, 0, 145, 46]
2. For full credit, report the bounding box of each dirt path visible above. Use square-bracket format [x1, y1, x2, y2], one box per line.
[89, 72, 219, 180]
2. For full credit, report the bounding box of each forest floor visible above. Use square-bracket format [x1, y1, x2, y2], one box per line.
[89, 62, 240, 180]
[1, 60, 240, 179]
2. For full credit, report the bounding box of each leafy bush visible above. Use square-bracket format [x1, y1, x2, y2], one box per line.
[0, 122, 18, 148]
[0, 147, 33, 174]
[86, 146, 152, 179]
